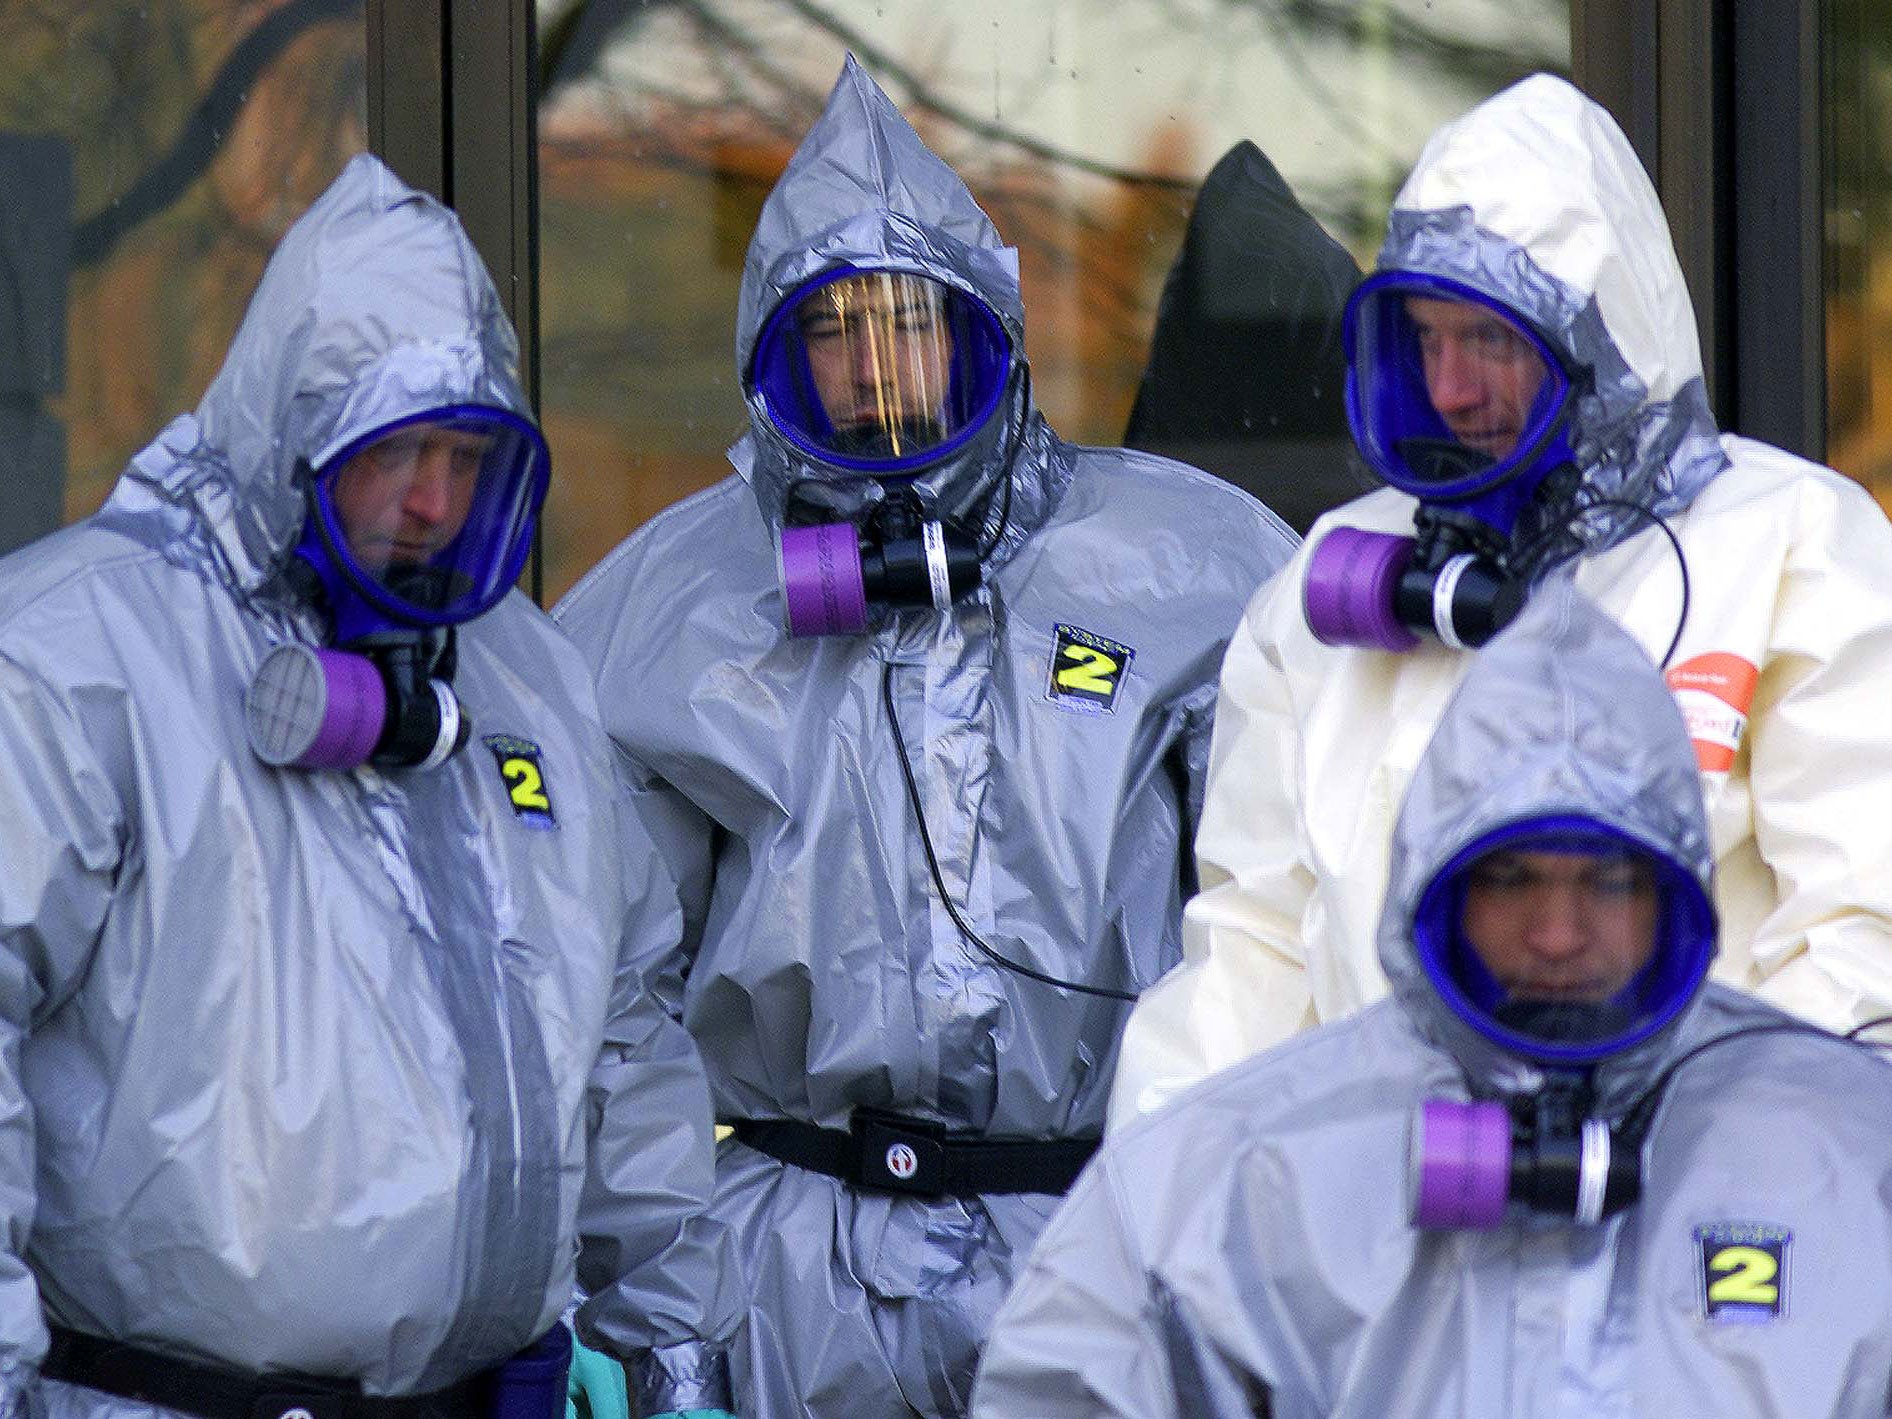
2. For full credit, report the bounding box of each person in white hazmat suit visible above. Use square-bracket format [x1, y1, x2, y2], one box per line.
[1109, 72, 1892, 1130]
[551, 56, 1296, 1419]
[975, 581, 1892, 1418]
[0, 155, 739, 1418]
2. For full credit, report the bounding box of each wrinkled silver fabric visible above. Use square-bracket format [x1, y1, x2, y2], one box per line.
[0, 155, 732, 1413]
[976, 584, 1892, 1416]
[555, 55, 1296, 1419]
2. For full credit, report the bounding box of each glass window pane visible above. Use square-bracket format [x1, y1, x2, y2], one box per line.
[0, 2, 366, 552]
[1826, 0, 1892, 500]
[537, 0, 1570, 601]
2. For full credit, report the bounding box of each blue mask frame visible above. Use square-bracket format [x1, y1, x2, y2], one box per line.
[1345, 271, 1581, 537]
[296, 402, 549, 644]
[750, 264, 1013, 477]
[1411, 814, 1716, 1066]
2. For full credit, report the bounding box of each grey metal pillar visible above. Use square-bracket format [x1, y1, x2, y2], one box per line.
[1572, 0, 1729, 424]
[366, 0, 535, 378]
[1729, 0, 1824, 461]
[0, 133, 72, 555]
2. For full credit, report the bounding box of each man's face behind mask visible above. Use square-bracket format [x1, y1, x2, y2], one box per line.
[329, 423, 491, 575]
[750, 266, 1012, 475]
[799, 274, 957, 459]
[1412, 821, 1714, 1064]
[1460, 847, 1659, 1004]
[1343, 273, 1575, 502]
[302, 405, 549, 632]
[1402, 297, 1550, 463]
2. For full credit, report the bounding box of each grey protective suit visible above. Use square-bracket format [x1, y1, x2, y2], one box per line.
[552, 57, 1296, 1419]
[974, 582, 1892, 1418]
[0, 156, 736, 1416]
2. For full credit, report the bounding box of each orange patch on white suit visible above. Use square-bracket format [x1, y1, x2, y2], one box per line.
[1665, 653, 1760, 773]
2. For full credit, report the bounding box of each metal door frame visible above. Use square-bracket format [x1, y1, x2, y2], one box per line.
[1576, 0, 1823, 459]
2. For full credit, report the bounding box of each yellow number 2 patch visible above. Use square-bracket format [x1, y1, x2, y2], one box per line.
[1048, 624, 1134, 714]
[485, 734, 557, 829]
[1697, 1224, 1788, 1322]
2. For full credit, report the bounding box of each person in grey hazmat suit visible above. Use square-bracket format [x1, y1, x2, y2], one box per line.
[1111, 73, 1892, 1129]
[974, 581, 1892, 1418]
[0, 155, 738, 1417]
[552, 55, 1296, 1419]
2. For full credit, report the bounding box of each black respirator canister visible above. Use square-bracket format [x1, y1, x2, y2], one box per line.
[245, 633, 469, 771]
[779, 503, 982, 637]
[1408, 1084, 1641, 1229]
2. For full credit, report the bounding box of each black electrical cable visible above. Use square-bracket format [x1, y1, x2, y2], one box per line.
[879, 660, 1139, 1003]
[1513, 494, 1692, 669]
[1614, 1014, 1892, 1144]
[1845, 1014, 1892, 1042]
[973, 363, 1032, 561]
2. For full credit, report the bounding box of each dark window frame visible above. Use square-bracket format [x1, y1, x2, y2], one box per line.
[1576, 0, 1823, 460]
[367, 0, 543, 597]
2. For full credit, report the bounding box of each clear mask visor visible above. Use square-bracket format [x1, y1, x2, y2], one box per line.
[312, 405, 549, 626]
[1412, 819, 1715, 1064]
[751, 268, 1012, 475]
[1346, 274, 1573, 500]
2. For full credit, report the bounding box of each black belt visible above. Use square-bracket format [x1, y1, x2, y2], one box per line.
[731, 1110, 1099, 1198]
[42, 1325, 491, 1419]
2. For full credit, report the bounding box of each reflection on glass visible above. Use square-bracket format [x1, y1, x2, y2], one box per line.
[535, 0, 1569, 598]
[0, 2, 366, 545]
[1826, 0, 1892, 504]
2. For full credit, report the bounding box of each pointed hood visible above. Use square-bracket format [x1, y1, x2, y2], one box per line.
[1374, 73, 1727, 558]
[730, 55, 1060, 554]
[116, 153, 535, 598]
[1124, 140, 1368, 535]
[1378, 579, 1717, 1108]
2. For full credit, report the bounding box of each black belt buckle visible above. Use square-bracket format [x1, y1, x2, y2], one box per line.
[852, 1109, 948, 1197]
[251, 1395, 329, 1419]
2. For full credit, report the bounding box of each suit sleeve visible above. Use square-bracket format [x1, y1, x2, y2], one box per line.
[574, 750, 742, 1417]
[1109, 581, 1319, 1130]
[971, 1158, 1176, 1419]
[1738, 475, 1892, 1031]
[0, 653, 125, 1410]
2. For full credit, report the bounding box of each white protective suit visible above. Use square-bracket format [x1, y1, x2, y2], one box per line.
[976, 584, 1892, 1419]
[553, 57, 1296, 1419]
[1110, 73, 1892, 1129]
[0, 157, 737, 1417]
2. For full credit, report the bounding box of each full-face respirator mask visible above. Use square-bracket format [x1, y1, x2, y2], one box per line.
[244, 405, 550, 772]
[750, 266, 1014, 637]
[1305, 273, 1583, 652]
[1400, 820, 1716, 1230]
